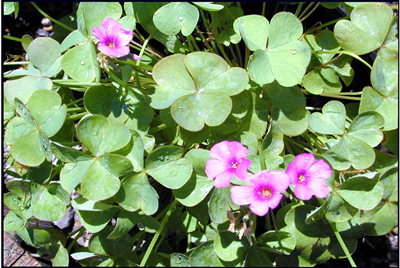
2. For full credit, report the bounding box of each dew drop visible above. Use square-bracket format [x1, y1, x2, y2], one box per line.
[291, 50, 297, 55]
[80, 61, 85, 65]
[91, 131, 98, 136]
[178, 16, 183, 21]
[170, 170, 178, 176]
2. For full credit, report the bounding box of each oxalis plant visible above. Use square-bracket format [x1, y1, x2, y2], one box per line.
[3, 2, 398, 267]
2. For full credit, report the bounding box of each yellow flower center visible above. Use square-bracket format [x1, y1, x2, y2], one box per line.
[262, 189, 272, 198]
[298, 175, 306, 183]
[232, 162, 238, 169]
[108, 42, 116, 48]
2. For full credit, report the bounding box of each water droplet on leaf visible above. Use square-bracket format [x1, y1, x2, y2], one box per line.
[291, 50, 297, 55]
[178, 16, 183, 21]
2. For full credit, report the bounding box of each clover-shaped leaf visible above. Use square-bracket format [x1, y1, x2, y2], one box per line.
[145, 145, 193, 189]
[32, 183, 69, 221]
[324, 111, 384, 170]
[247, 12, 311, 87]
[334, 2, 394, 55]
[5, 90, 66, 167]
[115, 173, 159, 215]
[150, 52, 248, 131]
[153, 2, 199, 36]
[58, 115, 133, 200]
[262, 81, 309, 136]
[84, 85, 154, 131]
[309, 101, 346, 135]
[5, 37, 62, 105]
[233, 15, 269, 51]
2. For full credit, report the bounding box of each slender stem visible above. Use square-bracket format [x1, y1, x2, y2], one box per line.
[295, 2, 304, 17]
[3, 61, 30, 65]
[66, 97, 84, 108]
[300, 3, 321, 22]
[108, 70, 128, 88]
[65, 112, 88, 121]
[56, 141, 81, 146]
[228, 45, 239, 67]
[261, 2, 266, 17]
[4, 35, 31, 44]
[67, 107, 85, 113]
[298, 2, 315, 20]
[137, 36, 152, 66]
[195, 26, 215, 52]
[66, 226, 85, 240]
[301, 16, 350, 39]
[258, 139, 266, 170]
[216, 40, 233, 66]
[318, 94, 361, 101]
[52, 79, 107, 87]
[67, 227, 85, 252]
[148, 124, 168, 135]
[285, 136, 313, 153]
[30, 2, 74, 32]
[329, 221, 357, 267]
[270, 210, 278, 230]
[187, 233, 192, 252]
[188, 34, 201, 51]
[234, 44, 243, 67]
[130, 40, 162, 59]
[313, 50, 372, 70]
[140, 199, 178, 267]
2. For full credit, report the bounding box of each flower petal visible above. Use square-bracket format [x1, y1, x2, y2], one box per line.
[266, 170, 290, 192]
[249, 199, 270, 216]
[210, 140, 231, 161]
[307, 178, 330, 198]
[113, 45, 130, 58]
[307, 159, 332, 179]
[234, 158, 251, 180]
[205, 159, 226, 179]
[213, 171, 233, 188]
[92, 26, 106, 40]
[294, 153, 314, 173]
[102, 17, 121, 32]
[294, 183, 313, 200]
[286, 162, 300, 185]
[117, 29, 133, 46]
[230, 185, 254, 205]
[228, 141, 249, 159]
[267, 192, 283, 210]
[97, 43, 120, 58]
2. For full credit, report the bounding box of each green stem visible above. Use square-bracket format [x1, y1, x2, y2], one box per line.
[261, 2, 267, 17]
[228, 45, 239, 67]
[329, 221, 357, 267]
[30, 2, 74, 32]
[318, 94, 361, 101]
[216, 41, 233, 66]
[234, 44, 243, 67]
[67, 107, 85, 113]
[298, 2, 315, 20]
[137, 36, 152, 66]
[188, 34, 201, 51]
[195, 26, 215, 52]
[66, 97, 84, 108]
[258, 139, 266, 170]
[52, 79, 107, 87]
[4, 35, 31, 44]
[56, 141, 81, 146]
[294, 2, 304, 17]
[3, 61, 30, 65]
[313, 50, 372, 70]
[140, 200, 178, 267]
[65, 112, 88, 121]
[67, 227, 85, 252]
[270, 209, 278, 230]
[108, 70, 128, 88]
[148, 123, 168, 135]
[300, 3, 321, 22]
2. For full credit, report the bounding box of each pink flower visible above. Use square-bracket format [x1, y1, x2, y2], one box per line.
[93, 18, 133, 58]
[205, 140, 251, 188]
[286, 153, 332, 200]
[230, 170, 290, 216]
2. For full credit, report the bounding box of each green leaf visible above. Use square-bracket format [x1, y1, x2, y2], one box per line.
[4, 76, 53, 106]
[325, 194, 358, 223]
[4, 211, 25, 232]
[337, 177, 383, 210]
[173, 149, 214, 207]
[347, 111, 384, 147]
[89, 226, 134, 256]
[380, 168, 398, 202]
[324, 135, 376, 170]
[192, 2, 224, 11]
[247, 12, 311, 87]
[153, 2, 199, 36]
[115, 173, 159, 215]
[60, 160, 93, 193]
[303, 68, 342, 95]
[237, 92, 268, 139]
[233, 15, 269, 51]
[359, 86, 398, 131]
[51, 244, 69, 267]
[71, 196, 117, 211]
[61, 42, 100, 83]
[60, 29, 88, 52]
[171, 92, 232, 131]
[209, 186, 240, 224]
[257, 230, 296, 255]
[334, 2, 393, 55]
[189, 241, 239, 266]
[32, 183, 68, 221]
[309, 100, 346, 135]
[76, 114, 131, 157]
[215, 230, 250, 262]
[147, 158, 193, 189]
[27, 37, 61, 74]
[244, 244, 273, 267]
[170, 253, 191, 267]
[76, 208, 118, 233]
